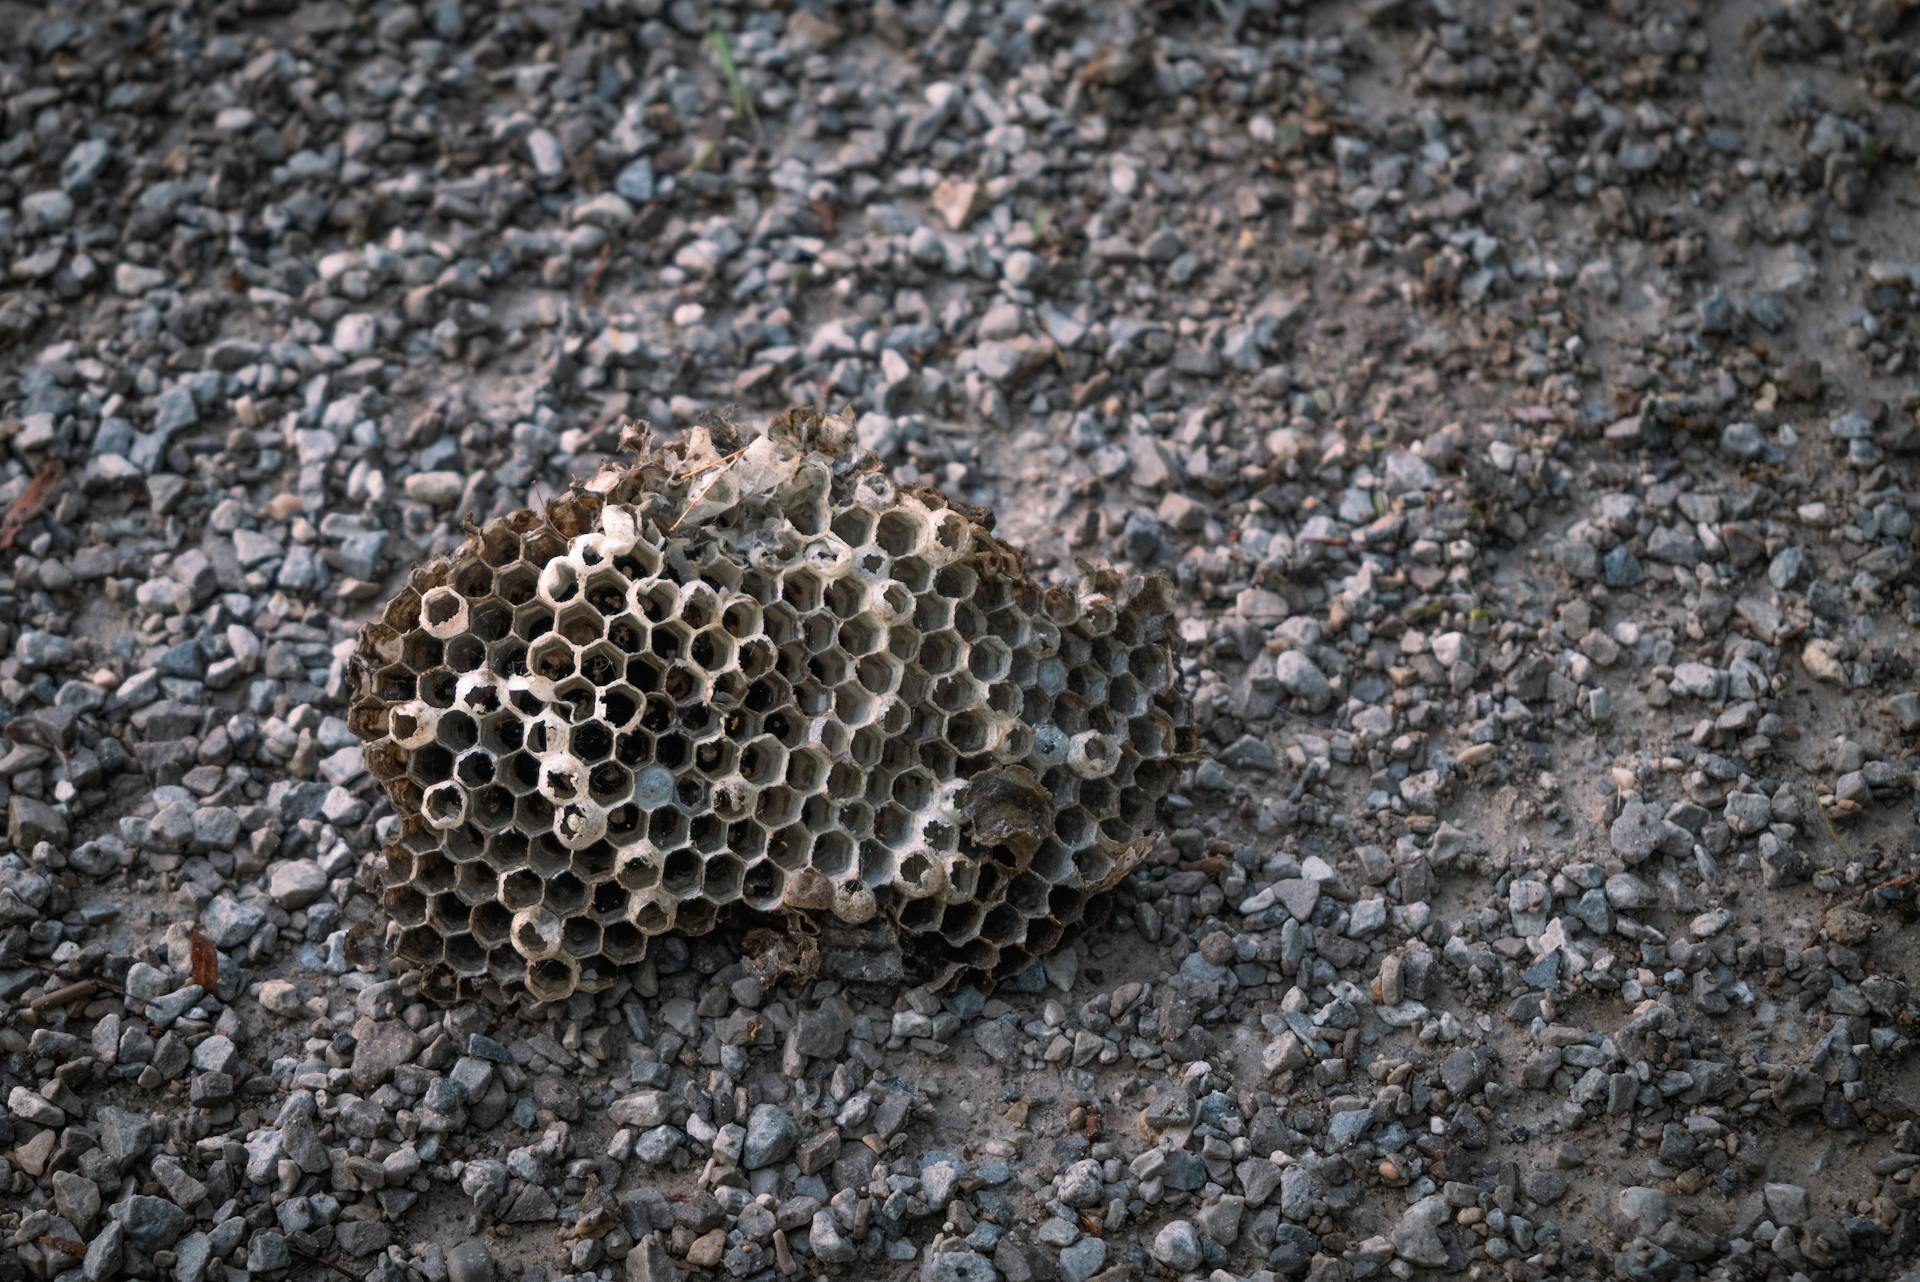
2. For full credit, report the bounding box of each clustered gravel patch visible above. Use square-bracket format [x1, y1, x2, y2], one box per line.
[4, 2, 1920, 1282]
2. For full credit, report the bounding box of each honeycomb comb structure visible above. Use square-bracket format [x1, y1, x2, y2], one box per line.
[348, 411, 1188, 1001]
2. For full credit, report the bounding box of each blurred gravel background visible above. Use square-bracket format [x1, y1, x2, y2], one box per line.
[4, 2, 1920, 1281]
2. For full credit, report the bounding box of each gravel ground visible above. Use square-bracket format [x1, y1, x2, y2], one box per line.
[4, 2, 1920, 1282]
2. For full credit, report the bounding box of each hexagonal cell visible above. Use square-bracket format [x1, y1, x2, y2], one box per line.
[425, 888, 471, 936]
[399, 629, 444, 674]
[386, 884, 430, 929]
[536, 869, 584, 916]
[838, 802, 875, 842]
[752, 786, 800, 829]
[444, 931, 488, 977]
[395, 925, 444, 965]
[687, 626, 737, 674]
[437, 634, 484, 675]
[872, 508, 926, 557]
[985, 607, 1027, 649]
[669, 772, 709, 817]
[885, 768, 934, 813]
[721, 817, 765, 858]
[740, 860, 783, 911]
[420, 586, 470, 640]
[587, 762, 631, 805]
[562, 718, 612, 762]
[939, 901, 985, 946]
[466, 779, 512, 828]
[898, 895, 941, 934]
[675, 898, 720, 934]
[615, 539, 664, 584]
[412, 663, 456, 707]
[552, 601, 601, 648]
[704, 854, 745, 904]
[1071, 845, 1114, 886]
[918, 628, 962, 675]
[850, 545, 891, 582]
[812, 830, 854, 878]
[660, 848, 703, 897]
[417, 780, 464, 831]
[1077, 775, 1118, 816]
[928, 508, 974, 554]
[956, 634, 1007, 682]
[604, 614, 648, 656]
[522, 636, 573, 687]
[482, 946, 520, 985]
[734, 639, 775, 682]
[826, 506, 872, 548]
[808, 650, 851, 689]
[873, 803, 916, 848]
[691, 731, 740, 775]
[626, 578, 674, 621]
[380, 587, 425, 634]
[526, 956, 579, 1003]
[837, 613, 883, 657]
[611, 843, 661, 892]
[491, 563, 536, 607]
[598, 684, 641, 731]
[1067, 652, 1113, 702]
[561, 916, 601, 960]
[917, 740, 958, 780]
[773, 744, 824, 792]
[764, 824, 812, 871]
[433, 709, 479, 753]
[791, 615, 830, 661]
[582, 567, 631, 616]
[1105, 673, 1147, 718]
[538, 559, 582, 607]
[443, 823, 486, 863]
[569, 639, 618, 687]
[677, 581, 719, 631]
[719, 598, 762, 638]
[477, 525, 522, 567]
[775, 566, 824, 613]
[933, 674, 983, 716]
[685, 813, 725, 855]
[1065, 730, 1119, 780]
[831, 682, 877, 727]
[511, 791, 554, 838]
[468, 900, 514, 948]
[601, 920, 648, 964]
[953, 599, 989, 642]
[650, 617, 692, 663]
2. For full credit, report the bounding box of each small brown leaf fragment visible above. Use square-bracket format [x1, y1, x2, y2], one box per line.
[189, 929, 218, 991]
[38, 1237, 87, 1257]
[0, 463, 64, 551]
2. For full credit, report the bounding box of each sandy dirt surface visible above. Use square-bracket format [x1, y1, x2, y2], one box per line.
[3, 2, 1920, 1282]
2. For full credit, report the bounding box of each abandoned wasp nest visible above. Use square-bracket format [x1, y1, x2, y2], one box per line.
[348, 410, 1189, 1001]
